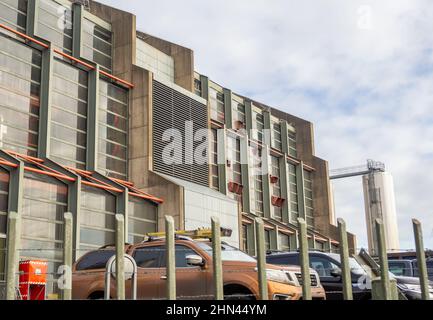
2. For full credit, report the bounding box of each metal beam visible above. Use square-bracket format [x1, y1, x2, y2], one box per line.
[86, 65, 99, 171]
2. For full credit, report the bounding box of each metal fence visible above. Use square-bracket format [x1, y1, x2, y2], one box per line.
[1, 211, 431, 300]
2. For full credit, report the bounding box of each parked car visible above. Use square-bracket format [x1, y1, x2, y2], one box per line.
[357, 248, 433, 300]
[388, 259, 433, 281]
[72, 237, 326, 300]
[266, 251, 371, 300]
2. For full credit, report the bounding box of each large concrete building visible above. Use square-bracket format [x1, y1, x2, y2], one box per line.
[0, 0, 355, 294]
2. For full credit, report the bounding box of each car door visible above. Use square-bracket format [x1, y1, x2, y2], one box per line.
[157, 243, 208, 300]
[309, 255, 343, 300]
[131, 244, 166, 300]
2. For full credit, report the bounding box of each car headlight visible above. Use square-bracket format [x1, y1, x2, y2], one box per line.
[266, 269, 297, 286]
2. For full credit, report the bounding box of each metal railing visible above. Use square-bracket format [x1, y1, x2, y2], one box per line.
[1, 211, 431, 301]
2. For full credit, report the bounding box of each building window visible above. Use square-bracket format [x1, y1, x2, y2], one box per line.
[249, 143, 264, 216]
[278, 233, 290, 251]
[80, 185, 116, 252]
[270, 155, 282, 221]
[50, 58, 88, 169]
[288, 163, 299, 223]
[0, 0, 28, 34]
[271, 119, 282, 150]
[232, 99, 245, 130]
[21, 171, 67, 295]
[36, 0, 73, 54]
[304, 169, 314, 227]
[209, 128, 219, 191]
[315, 240, 325, 251]
[288, 129, 297, 158]
[227, 135, 241, 185]
[128, 197, 157, 243]
[98, 80, 128, 180]
[82, 18, 112, 73]
[0, 167, 9, 282]
[264, 229, 271, 251]
[252, 108, 264, 142]
[194, 78, 201, 96]
[0, 35, 41, 157]
[209, 87, 224, 123]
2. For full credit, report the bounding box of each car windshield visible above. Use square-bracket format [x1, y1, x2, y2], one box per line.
[196, 242, 256, 262]
[332, 255, 367, 275]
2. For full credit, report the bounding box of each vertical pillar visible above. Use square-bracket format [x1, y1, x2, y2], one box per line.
[412, 219, 430, 300]
[279, 158, 290, 224]
[116, 186, 129, 242]
[115, 214, 125, 300]
[86, 65, 100, 171]
[72, 2, 83, 58]
[297, 217, 311, 300]
[261, 145, 272, 219]
[280, 121, 289, 155]
[375, 219, 391, 300]
[296, 162, 306, 221]
[211, 217, 223, 300]
[68, 176, 81, 260]
[5, 212, 21, 300]
[217, 128, 227, 195]
[26, 0, 38, 37]
[62, 212, 73, 300]
[38, 47, 54, 159]
[244, 100, 253, 132]
[199, 75, 209, 100]
[165, 216, 176, 300]
[223, 88, 232, 129]
[240, 134, 250, 213]
[338, 218, 353, 300]
[255, 218, 268, 300]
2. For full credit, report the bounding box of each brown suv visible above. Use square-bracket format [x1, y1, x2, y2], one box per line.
[72, 237, 326, 300]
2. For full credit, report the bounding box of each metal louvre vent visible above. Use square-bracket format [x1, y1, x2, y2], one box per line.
[152, 80, 209, 186]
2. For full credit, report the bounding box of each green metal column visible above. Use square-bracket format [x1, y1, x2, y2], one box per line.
[37, 47, 54, 159]
[280, 120, 289, 155]
[68, 176, 81, 260]
[279, 157, 290, 224]
[263, 110, 271, 146]
[115, 214, 125, 300]
[412, 219, 430, 300]
[217, 128, 227, 195]
[240, 134, 250, 213]
[244, 100, 253, 132]
[211, 217, 223, 300]
[375, 218, 391, 300]
[86, 65, 100, 171]
[223, 88, 232, 129]
[296, 162, 306, 221]
[261, 145, 271, 219]
[270, 227, 278, 250]
[5, 212, 21, 300]
[290, 231, 298, 250]
[26, 0, 39, 37]
[8, 160, 24, 214]
[62, 212, 73, 300]
[72, 2, 83, 58]
[199, 75, 209, 100]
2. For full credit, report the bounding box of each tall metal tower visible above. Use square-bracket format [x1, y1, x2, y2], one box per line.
[330, 160, 400, 255]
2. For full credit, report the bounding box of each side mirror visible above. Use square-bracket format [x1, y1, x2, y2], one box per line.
[186, 254, 204, 267]
[330, 268, 342, 277]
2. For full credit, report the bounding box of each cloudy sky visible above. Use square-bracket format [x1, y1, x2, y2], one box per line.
[98, 0, 433, 250]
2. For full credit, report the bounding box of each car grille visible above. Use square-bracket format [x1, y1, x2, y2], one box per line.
[295, 273, 318, 287]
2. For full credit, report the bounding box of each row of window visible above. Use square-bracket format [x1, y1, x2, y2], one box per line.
[0, 33, 129, 178]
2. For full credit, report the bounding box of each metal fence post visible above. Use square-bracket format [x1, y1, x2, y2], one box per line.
[412, 219, 430, 300]
[165, 215, 176, 300]
[211, 217, 223, 300]
[337, 218, 353, 300]
[115, 214, 125, 300]
[255, 218, 268, 300]
[297, 217, 311, 300]
[63, 212, 73, 300]
[375, 218, 391, 300]
[5, 211, 21, 300]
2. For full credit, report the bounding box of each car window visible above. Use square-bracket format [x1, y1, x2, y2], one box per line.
[389, 261, 407, 276]
[76, 249, 115, 270]
[175, 244, 200, 268]
[310, 256, 339, 277]
[266, 255, 299, 266]
[133, 245, 164, 268]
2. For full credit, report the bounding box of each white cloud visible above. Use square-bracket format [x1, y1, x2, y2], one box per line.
[97, 0, 433, 249]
